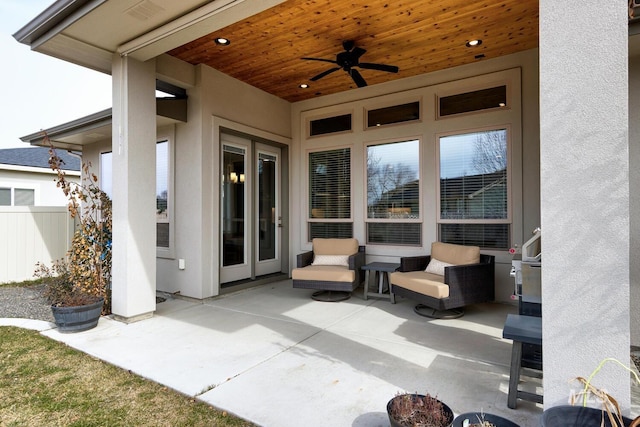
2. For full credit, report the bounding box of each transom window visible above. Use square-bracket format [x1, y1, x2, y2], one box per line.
[438, 128, 510, 249]
[366, 139, 421, 246]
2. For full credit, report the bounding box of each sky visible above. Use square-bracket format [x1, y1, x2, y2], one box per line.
[0, 1, 112, 149]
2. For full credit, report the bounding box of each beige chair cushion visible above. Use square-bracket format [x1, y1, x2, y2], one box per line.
[312, 238, 359, 256]
[292, 265, 355, 282]
[431, 242, 480, 265]
[389, 271, 449, 299]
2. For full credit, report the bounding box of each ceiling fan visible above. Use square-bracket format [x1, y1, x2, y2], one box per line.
[302, 40, 399, 88]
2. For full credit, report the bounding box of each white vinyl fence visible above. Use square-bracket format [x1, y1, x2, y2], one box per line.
[0, 206, 75, 283]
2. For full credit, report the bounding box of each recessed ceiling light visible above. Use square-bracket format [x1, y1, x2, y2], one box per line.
[499, 102, 506, 107]
[215, 37, 230, 46]
[466, 39, 482, 47]
[299, 83, 309, 89]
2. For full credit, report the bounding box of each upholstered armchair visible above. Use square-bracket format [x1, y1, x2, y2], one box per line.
[389, 242, 495, 318]
[292, 238, 365, 301]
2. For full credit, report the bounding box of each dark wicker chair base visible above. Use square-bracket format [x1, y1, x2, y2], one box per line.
[414, 304, 464, 319]
[312, 290, 351, 302]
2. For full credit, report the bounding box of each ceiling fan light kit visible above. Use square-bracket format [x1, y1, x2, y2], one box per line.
[302, 40, 399, 88]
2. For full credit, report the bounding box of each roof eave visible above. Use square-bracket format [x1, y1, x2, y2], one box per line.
[20, 108, 112, 148]
[12, 0, 107, 47]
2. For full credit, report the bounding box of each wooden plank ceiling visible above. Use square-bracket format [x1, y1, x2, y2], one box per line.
[168, 0, 539, 103]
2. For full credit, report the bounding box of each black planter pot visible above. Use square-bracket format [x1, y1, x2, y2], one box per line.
[453, 412, 520, 427]
[51, 297, 104, 333]
[540, 405, 634, 427]
[387, 394, 454, 427]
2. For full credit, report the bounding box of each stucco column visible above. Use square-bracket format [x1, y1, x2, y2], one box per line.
[111, 54, 157, 322]
[540, 2, 630, 411]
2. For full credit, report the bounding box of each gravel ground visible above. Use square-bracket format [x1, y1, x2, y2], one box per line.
[0, 284, 54, 322]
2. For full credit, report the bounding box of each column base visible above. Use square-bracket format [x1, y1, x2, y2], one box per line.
[111, 311, 154, 324]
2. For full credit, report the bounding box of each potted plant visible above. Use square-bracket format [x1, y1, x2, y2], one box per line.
[386, 392, 454, 427]
[540, 358, 640, 427]
[33, 134, 112, 332]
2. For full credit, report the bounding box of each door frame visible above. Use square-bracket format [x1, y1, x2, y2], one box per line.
[211, 116, 290, 296]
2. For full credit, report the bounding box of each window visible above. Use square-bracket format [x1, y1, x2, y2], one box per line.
[438, 85, 507, 118]
[308, 147, 352, 240]
[366, 140, 421, 245]
[366, 101, 420, 128]
[0, 187, 35, 206]
[309, 114, 352, 136]
[0, 188, 10, 206]
[100, 152, 113, 198]
[438, 129, 510, 249]
[156, 140, 170, 249]
[100, 138, 173, 254]
[14, 189, 34, 206]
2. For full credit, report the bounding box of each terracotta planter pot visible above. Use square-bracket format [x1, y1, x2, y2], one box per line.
[541, 405, 635, 427]
[386, 393, 454, 427]
[453, 412, 520, 427]
[51, 297, 104, 333]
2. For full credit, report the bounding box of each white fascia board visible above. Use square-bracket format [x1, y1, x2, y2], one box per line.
[119, 0, 287, 61]
[0, 164, 81, 177]
[21, 109, 112, 143]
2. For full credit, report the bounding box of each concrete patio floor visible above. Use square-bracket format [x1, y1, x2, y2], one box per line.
[4, 279, 549, 426]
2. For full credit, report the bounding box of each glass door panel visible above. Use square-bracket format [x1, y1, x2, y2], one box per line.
[220, 137, 251, 284]
[255, 144, 281, 276]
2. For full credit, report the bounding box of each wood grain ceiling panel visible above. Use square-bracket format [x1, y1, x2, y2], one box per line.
[168, 0, 538, 103]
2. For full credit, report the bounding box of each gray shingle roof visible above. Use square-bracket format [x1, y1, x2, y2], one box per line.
[0, 147, 80, 171]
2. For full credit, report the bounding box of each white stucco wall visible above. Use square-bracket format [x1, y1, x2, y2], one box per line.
[540, 1, 630, 411]
[0, 168, 80, 206]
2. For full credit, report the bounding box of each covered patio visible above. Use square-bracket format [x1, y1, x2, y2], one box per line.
[12, 280, 546, 426]
[13, 0, 639, 417]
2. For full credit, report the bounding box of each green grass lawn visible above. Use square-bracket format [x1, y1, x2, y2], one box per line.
[0, 327, 255, 427]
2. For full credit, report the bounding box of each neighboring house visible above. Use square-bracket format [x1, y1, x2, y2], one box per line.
[12, 1, 637, 410]
[0, 147, 80, 283]
[0, 147, 80, 206]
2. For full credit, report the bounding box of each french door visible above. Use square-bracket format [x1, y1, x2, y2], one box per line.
[220, 134, 281, 283]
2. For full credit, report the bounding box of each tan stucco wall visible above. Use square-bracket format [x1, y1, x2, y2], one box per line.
[83, 48, 542, 306]
[159, 64, 292, 299]
[291, 48, 541, 304]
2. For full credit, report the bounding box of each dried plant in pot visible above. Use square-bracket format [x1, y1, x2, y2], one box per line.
[541, 358, 640, 427]
[33, 133, 112, 331]
[34, 258, 104, 332]
[386, 392, 454, 427]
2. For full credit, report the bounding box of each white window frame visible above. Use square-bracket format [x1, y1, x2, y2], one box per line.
[436, 125, 512, 249]
[306, 145, 353, 241]
[0, 185, 38, 206]
[99, 128, 175, 259]
[156, 128, 175, 259]
[364, 137, 422, 246]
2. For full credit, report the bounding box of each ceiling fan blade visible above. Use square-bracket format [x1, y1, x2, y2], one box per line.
[358, 62, 399, 73]
[301, 57, 338, 64]
[310, 67, 341, 81]
[349, 68, 367, 88]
